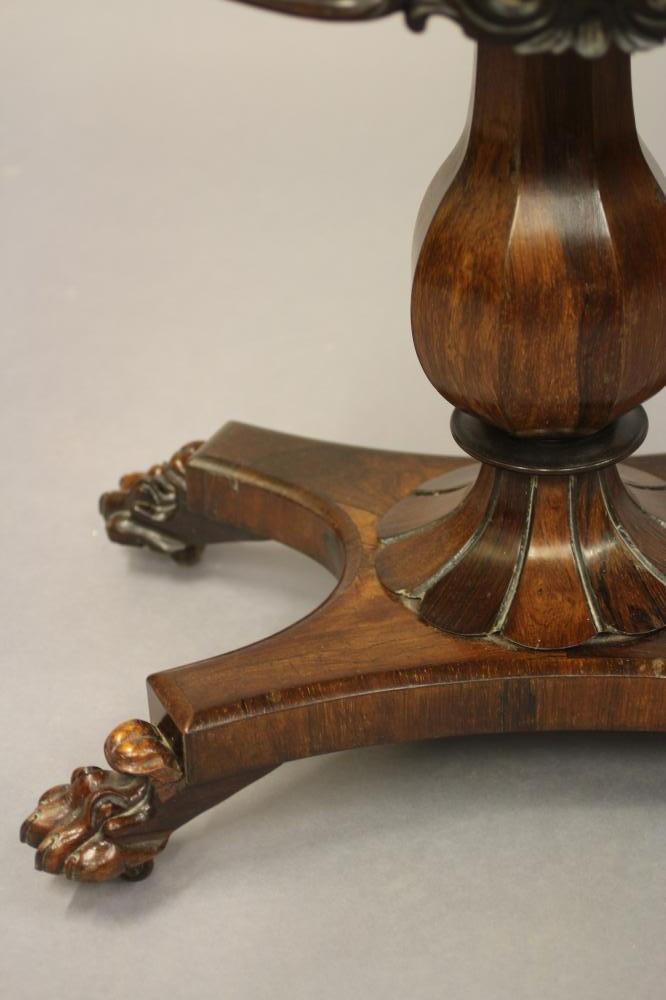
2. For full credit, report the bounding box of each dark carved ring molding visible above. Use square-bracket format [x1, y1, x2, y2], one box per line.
[451, 406, 649, 475]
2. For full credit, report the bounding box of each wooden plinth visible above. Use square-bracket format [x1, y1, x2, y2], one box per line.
[20, 424, 666, 881]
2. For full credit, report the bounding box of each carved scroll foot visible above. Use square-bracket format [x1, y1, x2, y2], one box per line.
[99, 439, 259, 563]
[99, 441, 206, 563]
[20, 720, 183, 882]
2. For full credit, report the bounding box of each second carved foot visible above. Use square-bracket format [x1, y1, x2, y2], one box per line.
[20, 720, 183, 882]
[99, 441, 206, 563]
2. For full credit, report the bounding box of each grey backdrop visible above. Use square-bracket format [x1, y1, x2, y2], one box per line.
[2, 2, 666, 998]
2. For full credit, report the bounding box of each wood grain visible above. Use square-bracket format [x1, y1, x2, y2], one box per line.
[411, 45, 666, 437]
[139, 424, 666, 787]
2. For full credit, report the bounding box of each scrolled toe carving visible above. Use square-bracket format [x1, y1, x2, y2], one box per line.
[21, 721, 183, 882]
[104, 718, 183, 784]
[99, 441, 206, 563]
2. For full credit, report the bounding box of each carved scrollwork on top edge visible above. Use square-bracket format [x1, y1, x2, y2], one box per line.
[228, 0, 666, 56]
[410, 0, 666, 58]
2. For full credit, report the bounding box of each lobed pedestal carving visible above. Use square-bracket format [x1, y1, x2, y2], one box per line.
[393, 44, 666, 649]
[377, 456, 666, 649]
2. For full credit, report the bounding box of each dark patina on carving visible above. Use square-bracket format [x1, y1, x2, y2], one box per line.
[228, 0, 666, 55]
[408, 0, 666, 58]
[20, 720, 183, 882]
[99, 441, 207, 563]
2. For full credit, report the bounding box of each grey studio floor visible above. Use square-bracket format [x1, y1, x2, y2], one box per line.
[2, 3, 666, 1000]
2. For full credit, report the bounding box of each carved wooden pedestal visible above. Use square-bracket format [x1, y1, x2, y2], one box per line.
[20, 15, 666, 883]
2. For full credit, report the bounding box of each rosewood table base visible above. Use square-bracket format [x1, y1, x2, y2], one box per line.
[19, 25, 666, 886]
[20, 423, 666, 881]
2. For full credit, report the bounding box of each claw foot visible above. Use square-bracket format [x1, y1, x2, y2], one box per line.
[21, 720, 183, 882]
[99, 441, 205, 563]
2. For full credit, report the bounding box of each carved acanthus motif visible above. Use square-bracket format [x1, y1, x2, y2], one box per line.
[407, 0, 666, 58]
[228, 0, 666, 56]
[20, 720, 183, 882]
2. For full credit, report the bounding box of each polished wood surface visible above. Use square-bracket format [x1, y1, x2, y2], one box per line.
[412, 46, 666, 438]
[381, 43, 666, 648]
[153, 426, 666, 784]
